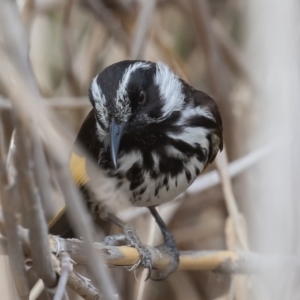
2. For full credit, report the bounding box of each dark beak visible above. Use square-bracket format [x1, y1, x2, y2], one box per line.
[110, 118, 126, 169]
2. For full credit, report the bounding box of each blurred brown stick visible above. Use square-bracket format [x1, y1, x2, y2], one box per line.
[0, 97, 90, 110]
[130, 0, 157, 59]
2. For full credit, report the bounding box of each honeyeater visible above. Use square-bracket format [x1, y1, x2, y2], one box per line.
[49, 60, 223, 280]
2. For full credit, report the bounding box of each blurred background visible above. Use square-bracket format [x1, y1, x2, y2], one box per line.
[0, 0, 300, 299]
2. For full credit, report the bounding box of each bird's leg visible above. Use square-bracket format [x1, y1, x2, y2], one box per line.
[103, 212, 153, 279]
[148, 206, 180, 281]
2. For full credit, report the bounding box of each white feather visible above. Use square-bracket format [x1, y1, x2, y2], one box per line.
[154, 61, 185, 118]
[117, 151, 143, 172]
[115, 62, 151, 120]
[91, 75, 105, 103]
[167, 127, 210, 150]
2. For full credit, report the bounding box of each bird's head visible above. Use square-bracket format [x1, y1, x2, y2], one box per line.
[89, 60, 185, 168]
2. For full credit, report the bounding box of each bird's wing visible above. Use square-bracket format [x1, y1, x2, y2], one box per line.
[193, 90, 223, 164]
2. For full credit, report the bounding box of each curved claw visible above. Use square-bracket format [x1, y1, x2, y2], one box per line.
[144, 265, 152, 281]
[150, 243, 180, 281]
[150, 267, 174, 281]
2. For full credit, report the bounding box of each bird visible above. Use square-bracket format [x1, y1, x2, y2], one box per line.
[49, 60, 223, 280]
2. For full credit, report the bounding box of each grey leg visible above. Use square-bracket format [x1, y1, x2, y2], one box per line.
[148, 206, 179, 280]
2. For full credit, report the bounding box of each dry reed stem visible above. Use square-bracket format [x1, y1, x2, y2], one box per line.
[52, 254, 102, 300]
[53, 252, 71, 300]
[216, 148, 249, 250]
[129, 0, 157, 59]
[0, 1, 118, 297]
[49, 235, 300, 274]
[0, 96, 90, 110]
[0, 213, 103, 300]
[85, 0, 131, 50]
[0, 121, 30, 299]
[16, 126, 57, 288]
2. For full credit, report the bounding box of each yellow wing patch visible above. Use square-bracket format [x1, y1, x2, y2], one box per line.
[69, 152, 89, 186]
[48, 153, 89, 230]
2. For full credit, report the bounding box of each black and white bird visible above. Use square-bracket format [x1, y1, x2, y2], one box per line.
[50, 60, 223, 280]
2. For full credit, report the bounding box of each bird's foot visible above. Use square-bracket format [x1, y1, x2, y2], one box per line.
[104, 225, 153, 280]
[151, 230, 180, 281]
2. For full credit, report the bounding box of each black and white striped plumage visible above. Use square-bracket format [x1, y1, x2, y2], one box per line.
[68, 60, 223, 280]
[78, 60, 223, 212]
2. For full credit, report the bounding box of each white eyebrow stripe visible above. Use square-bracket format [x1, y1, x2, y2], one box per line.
[116, 62, 151, 105]
[154, 61, 185, 118]
[91, 75, 106, 103]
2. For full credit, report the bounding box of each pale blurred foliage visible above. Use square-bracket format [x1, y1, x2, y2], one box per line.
[1, 0, 300, 299]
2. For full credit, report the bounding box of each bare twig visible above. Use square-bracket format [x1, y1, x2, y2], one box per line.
[0, 122, 28, 298]
[21, 0, 35, 35]
[129, 0, 157, 59]
[212, 20, 253, 85]
[190, 0, 236, 152]
[0, 185, 30, 299]
[0, 2, 119, 297]
[16, 126, 57, 288]
[0, 213, 103, 300]
[175, 0, 252, 83]
[53, 162, 117, 298]
[62, 0, 81, 96]
[53, 253, 71, 300]
[49, 235, 300, 274]
[51, 255, 102, 300]
[0, 96, 90, 110]
[32, 124, 56, 220]
[190, 0, 227, 98]
[0, 124, 29, 299]
[216, 147, 249, 250]
[84, 0, 131, 50]
[29, 279, 45, 300]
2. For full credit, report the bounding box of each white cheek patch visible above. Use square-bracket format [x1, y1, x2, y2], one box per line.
[154, 62, 185, 119]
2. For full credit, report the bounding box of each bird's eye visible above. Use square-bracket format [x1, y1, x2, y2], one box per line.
[138, 91, 147, 105]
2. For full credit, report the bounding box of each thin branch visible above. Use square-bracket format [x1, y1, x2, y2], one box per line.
[175, 0, 252, 83]
[53, 162, 117, 298]
[51, 255, 102, 300]
[0, 123, 30, 299]
[16, 125, 57, 288]
[53, 253, 71, 300]
[0, 3, 118, 297]
[0, 212, 103, 300]
[216, 147, 249, 250]
[84, 0, 131, 50]
[62, 0, 81, 96]
[0, 96, 90, 110]
[49, 235, 300, 274]
[212, 20, 253, 85]
[29, 279, 44, 300]
[190, 0, 227, 98]
[32, 124, 56, 220]
[129, 0, 157, 59]
[0, 185, 30, 299]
